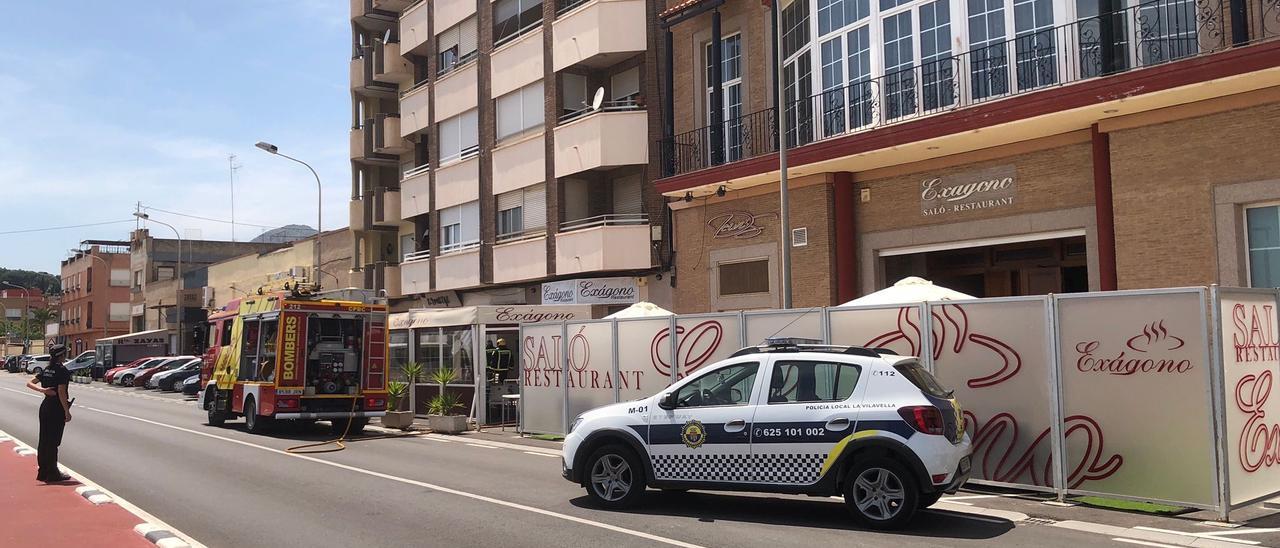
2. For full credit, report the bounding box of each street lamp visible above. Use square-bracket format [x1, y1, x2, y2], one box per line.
[71, 250, 111, 341]
[255, 141, 322, 290]
[2, 281, 30, 353]
[774, 0, 793, 309]
[133, 212, 184, 354]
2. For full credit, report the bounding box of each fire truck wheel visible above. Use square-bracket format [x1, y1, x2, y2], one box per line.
[206, 389, 227, 427]
[244, 396, 274, 434]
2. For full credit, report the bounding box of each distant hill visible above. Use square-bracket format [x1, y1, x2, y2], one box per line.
[251, 225, 318, 244]
[0, 268, 59, 294]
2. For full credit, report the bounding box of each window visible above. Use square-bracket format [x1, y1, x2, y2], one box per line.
[1013, 0, 1056, 90]
[110, 268, 130, 287]
[611, 174, 643, 215]
[86, 266, 93, 293]
[1247, 205, 1280, 288]
[494, 0, 542, 46]
[919, 0, 954, 110]
[437, 16, 478, 75]
[438, 109, 479, 162]
[882, 11, 915, 119]
[783, 53, 813, 147]
[611, 66, 641, 103]
[895, 360, 952, 398]
[496, 184, 546, 238]
[1137, 0, 1198, 64]
[496, 81, 545, 141]
[220, 320, 234, 347]
[674, 362, 759, 407]
[781, 0, 811, 59]
[239, 320, 260, 381]
[158, 266, 175, 280]
[561, 73, 588, 117]
[767, 360, 862, 403]
[969, 0, 1010, 99]
[134, 270, 142, 288]
[719, 259, 770, 295]
[704, 34, 743, 161]
[439, 201, 480, 251]
[846, 26, 874, 128]
[109, 303, 129, 322]
[818, 0, 869, 36]
[87, 302, 94, 329]
[819, 38, 846, 138]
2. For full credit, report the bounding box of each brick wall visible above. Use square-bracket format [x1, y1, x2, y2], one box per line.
[669, 2, 771, 137]
[672, 182, 835, 313]
[1110, 101, 1280, 289]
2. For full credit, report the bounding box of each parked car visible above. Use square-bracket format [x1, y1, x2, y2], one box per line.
[104, 358, 156, 384]
[147, 359, 201, 390]
[113, 357, 175, 386]
[181, 374, 202, 396]
[65, 350, 96, 371]
[15, 354, 33, 372]
[3, 356, 20, 373]
[128, 356, 194, 387]
[25, 355, 51, 375]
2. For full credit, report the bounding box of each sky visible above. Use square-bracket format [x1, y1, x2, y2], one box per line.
[0, 1, 353, 273]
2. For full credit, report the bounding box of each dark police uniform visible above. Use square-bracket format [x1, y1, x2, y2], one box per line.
[35, 364, 71, 481]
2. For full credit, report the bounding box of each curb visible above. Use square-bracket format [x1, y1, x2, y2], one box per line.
[75, 485, 115, 505]
[134, 524, 191, 548]
[13, 445, 35, 457]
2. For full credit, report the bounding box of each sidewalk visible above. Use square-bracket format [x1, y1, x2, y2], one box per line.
[0, 435, 153, 548]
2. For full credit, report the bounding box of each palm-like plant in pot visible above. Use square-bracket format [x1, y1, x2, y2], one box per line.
[426, 366, 468, 434]
[382, 381, 414, 430]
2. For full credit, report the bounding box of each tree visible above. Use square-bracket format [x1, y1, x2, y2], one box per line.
[0, 268, 60, 295]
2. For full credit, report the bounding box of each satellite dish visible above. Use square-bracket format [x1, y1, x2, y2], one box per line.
[590, 87, 606, 111]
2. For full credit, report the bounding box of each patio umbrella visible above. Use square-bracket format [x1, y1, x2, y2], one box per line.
[604, 302, 674, 319]
[840, 277, 975, 307]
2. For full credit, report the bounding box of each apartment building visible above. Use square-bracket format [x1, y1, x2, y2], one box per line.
[129, 228, 284, 353]
[59, 241, 132, 355]
[657, 0, 1280, 312]
[350, 0, 673, 315]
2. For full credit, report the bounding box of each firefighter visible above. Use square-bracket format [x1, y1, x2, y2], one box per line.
[487, 338, 514, 383]
[26, 343, 72, 483]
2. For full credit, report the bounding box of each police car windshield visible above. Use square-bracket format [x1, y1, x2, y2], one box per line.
[894, 361, 952, 398]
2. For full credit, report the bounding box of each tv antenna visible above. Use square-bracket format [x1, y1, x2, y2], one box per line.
[228, 154, 242, 241]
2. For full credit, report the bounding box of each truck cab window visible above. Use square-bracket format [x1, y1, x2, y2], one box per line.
[258, 320, 279, 382]
[240, 320, 260, 381]
[220, 320, 233, 347]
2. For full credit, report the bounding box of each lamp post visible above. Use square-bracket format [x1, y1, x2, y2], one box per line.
[2, 281, 30, 353]
[72, 250, 111, 341]
[773, 0, 793, 309]
[255, 141, 323, 290]
[133, 213, 183, 354]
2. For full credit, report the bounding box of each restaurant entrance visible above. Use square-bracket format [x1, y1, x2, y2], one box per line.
[882, 235, 1089, 298]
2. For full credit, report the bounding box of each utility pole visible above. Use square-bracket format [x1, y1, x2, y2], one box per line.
[228, 154, 241, 242]
[774, 0, 793, 309]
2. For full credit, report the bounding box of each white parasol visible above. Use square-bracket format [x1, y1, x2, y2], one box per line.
[604, 302, 675, 319]
[840, 276, 976, 307]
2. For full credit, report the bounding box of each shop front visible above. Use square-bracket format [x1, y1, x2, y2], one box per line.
[388, 304, 593, 426]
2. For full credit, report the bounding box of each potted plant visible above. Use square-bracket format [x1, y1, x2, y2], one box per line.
[403, 361, 425, 415]
[382, 381, 414, 430]
[426, 366, 468, 434]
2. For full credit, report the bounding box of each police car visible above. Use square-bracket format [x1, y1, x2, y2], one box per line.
[562, 338, 972, 529]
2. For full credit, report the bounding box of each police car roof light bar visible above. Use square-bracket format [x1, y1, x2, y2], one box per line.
[730, 339, 884, 359]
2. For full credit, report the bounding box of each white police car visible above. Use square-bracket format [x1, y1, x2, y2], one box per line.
[562, 338, 972, 529]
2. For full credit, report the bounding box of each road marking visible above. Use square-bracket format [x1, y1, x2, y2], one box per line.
[1134, 526, 1260, 546]
[77, 406, 704, 548]
[1112, 538, 1182, 548]
[524, 451, 559, 458]
[466, 443, 497, 449]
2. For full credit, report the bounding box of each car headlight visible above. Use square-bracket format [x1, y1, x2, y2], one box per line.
[569, 416, 584, 434]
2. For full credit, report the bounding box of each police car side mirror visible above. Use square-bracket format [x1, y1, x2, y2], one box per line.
[657, 392, 677, 410]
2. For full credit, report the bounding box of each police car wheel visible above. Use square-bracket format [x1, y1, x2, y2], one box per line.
[844, 458, 919, 529]
[584, 445, 645, 508]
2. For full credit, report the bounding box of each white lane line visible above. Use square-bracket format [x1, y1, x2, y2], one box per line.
[1198, 528, 1280, 537]
[78, 406, 704, 548]
[524, 451, 559, 458]
[466, 443, 498, 449]
[1112, 539, 1183, 548]
[1134, 526, 1259, 546]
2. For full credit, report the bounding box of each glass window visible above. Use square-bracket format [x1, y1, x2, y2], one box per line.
[782, 0, 811, 60]
[438, 109, 479, 162]
[258, 320, 279, 382]
[705, 34, 744, 161]
[818, 0, 869, 36]
[497, 206, 523, 237]
[969, 0, 1009, 100]
[1137, 0, 1199, 65]
[496, 81, 545, 141]
[439, 201, 480, 250]
[674, 362, 759, 407]
[819, 38, 846, 137]
[494, 0, 542, 45]
[767, 360, 862, 403]
[239, 320, 260, 381]
[438, 16, 478, 74]
[611, 67, 641, 102]
[919, 0, 954, 111]
[846, 26, 874, 128]
[1075, 0, 1129, 78]
[1247, 205, 1280, 288]
[719, 259, 770, 296]
[220, 320, 233, 347]
[895, 360, 952, 398]
[784, 53, 813, 147]
[1013, 0, 1056, 90]
[882, 11, 916, 119]
[389, 331, 410, 382]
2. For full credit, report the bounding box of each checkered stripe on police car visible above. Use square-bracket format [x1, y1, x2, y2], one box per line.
[652, 453, 827, 484]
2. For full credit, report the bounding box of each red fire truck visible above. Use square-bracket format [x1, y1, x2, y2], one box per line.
[197, 290, 389, 435]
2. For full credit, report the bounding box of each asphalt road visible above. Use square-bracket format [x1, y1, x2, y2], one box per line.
[0, 373, 1126, 548]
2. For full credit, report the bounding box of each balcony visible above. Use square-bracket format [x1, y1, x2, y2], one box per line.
[400, 82, 430, 136]
[384, 263, 402, 298]
[554, 106, 648, 177]
[555, 214, 651, 275]
[399, 0, 430, 55]
[350, 47, 398, 98]
[372, 188, 401, 227]
[493, 232, 548, 283]
[434, 62, 478, 122]
[350, 198, 367, 231]
[400, 163, 431, 219]
[373, 113, 411, 154]
[552, 0, 646, 72]
[351, 0, 401, 26]
[435, 243, 481, 290]
[350, 121, 398, 165]
[363, 262, 400, 295]
[661, 0, 1274, 179]
[372, 40, 412, 84]
[400, 250, 431, 295]
[435, 155, 480, 209]
[492, 133, 546, 194]
[491, 28, 544, 98]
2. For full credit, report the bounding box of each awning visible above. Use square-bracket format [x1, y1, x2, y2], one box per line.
[96, 329, 171, 345]
[390, 305, 595, 330]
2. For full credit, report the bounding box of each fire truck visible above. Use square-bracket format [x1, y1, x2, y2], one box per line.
[197, 287, 389, 435]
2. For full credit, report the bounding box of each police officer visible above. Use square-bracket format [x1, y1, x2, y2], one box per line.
[26, 343, 72, 483]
